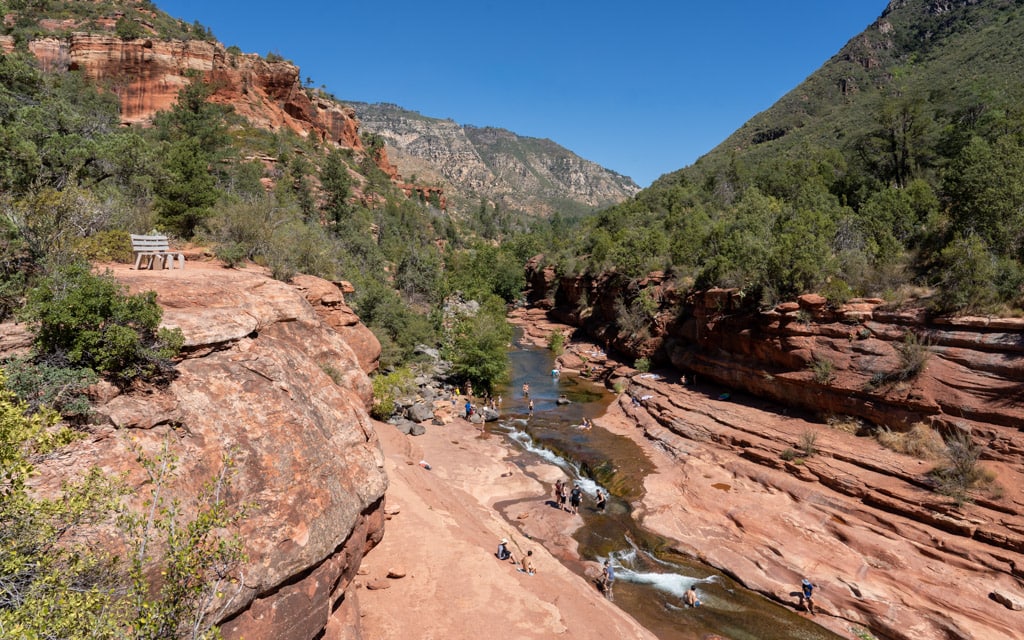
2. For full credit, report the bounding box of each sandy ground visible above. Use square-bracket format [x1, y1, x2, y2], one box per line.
[356, 416, 657, 640]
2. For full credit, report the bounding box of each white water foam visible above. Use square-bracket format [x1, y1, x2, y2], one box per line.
[503, 422, 602, 496]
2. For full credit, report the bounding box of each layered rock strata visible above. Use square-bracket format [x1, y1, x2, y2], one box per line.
[518, 265, 1024, 640]
[13, 263, 387, 640]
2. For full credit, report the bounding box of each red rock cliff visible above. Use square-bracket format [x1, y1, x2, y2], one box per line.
[529, 264, 1024, 640]
[15, 263, 387, 640]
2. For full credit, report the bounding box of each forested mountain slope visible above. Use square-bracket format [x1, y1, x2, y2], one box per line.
[548, 0, 1024, 318]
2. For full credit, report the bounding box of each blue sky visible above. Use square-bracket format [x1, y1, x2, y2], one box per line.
[155, 1, 888, 187]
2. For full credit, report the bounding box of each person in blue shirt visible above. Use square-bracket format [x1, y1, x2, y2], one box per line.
[800, 578, 816, 615]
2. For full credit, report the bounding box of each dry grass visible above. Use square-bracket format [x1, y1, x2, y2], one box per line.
[826, 414, 864, 434]
[875, 423, 946, 459]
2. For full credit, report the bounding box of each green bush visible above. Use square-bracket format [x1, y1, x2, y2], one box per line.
[634, 357, 651, 373]
[0, 373, 245, 639]
[2, 356, 97, 418]
[18, 262, 183, 384]
[73, 230, 134, 263]
[371, 367, 415, 420]
[548, 330, 565, 355]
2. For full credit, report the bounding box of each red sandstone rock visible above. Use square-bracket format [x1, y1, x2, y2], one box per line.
[510, 293, 1024, 640]
[13, 261, 388, 640]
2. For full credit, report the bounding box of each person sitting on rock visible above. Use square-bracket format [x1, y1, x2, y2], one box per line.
[519, 550, 536, 575]
[496, 538, 515, 563]
[683, 585, 701, 607]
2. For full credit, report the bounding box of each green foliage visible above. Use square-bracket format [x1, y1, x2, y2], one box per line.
[1, 370, 244, 639]
[121, 440, 246, 639]
[4, 186, 111, 263]
[634, 356, 651, 373]
[810, 356, 835, 385]
[74, 229, 134, 263]
[548, 330, 565, 356]
[2, 356, 97, 418]
[370, 367, 415, 420]
[19, 262, 183, 383]
[445, 299, 512, 393]
[115, 15, 145, 39]
[932, 233, 1000, 314]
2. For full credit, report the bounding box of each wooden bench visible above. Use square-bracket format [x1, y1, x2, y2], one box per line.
[130, 234, 185, 270]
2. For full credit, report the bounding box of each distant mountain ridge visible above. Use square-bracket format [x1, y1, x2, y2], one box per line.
[348, 101, 640, 218]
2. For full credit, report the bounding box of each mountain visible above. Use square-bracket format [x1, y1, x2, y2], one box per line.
[348, 101, 640, 218]
[666, 0, 1024, 188]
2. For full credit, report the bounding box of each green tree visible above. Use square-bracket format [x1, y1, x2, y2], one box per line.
[944, 135, 1024, 258]
[446, 301, 512, 393]
[154, 138, 219, 237]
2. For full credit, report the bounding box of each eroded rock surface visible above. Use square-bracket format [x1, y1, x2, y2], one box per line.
[510, 287, 1024, 640]
[16, 262, 388, 640]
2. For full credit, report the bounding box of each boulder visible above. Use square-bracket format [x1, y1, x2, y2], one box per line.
[407, 402, 434, 423]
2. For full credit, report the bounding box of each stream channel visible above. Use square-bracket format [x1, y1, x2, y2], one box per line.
[490, 332, 844, 640]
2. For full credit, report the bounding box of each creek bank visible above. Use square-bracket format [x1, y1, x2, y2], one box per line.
[508, 305, 1024, 640]
[358, 404, 658, 639]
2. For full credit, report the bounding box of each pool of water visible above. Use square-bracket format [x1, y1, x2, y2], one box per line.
[489, 333, 844, 640]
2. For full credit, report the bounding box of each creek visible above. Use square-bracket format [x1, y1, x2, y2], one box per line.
[490, 334, 844, 640]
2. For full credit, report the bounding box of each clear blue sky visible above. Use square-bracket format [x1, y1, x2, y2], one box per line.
[155, 1, 888, 187]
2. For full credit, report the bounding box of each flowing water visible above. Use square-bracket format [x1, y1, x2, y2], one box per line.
[489, 334, 844, 640]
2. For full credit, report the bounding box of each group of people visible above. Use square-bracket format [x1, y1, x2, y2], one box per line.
[553, 480, 607, 514]
[496, 538, 535, 575]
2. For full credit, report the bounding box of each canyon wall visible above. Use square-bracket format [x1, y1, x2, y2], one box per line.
[10, 264, 387, 640]
[526, 261, 1024, 639]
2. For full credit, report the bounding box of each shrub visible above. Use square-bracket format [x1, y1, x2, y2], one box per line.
[799, 430, 819, 457]
[18, 262, 184, 384]
[319, 362, 344, 386]
[371, 367, 415, 420]
[875, 423, 945, 459]
[931, 427, 985, 506]
[810, 356, 835, 384]
[548, 330, 565, 355]
[634, 357, 651, 373]
[895, 332, 930, 380]
[74, 230, 134, 263]
[2, 356, 97, 419]
[0, 374, 245, 638]
[822, 278, 855, 306]
[780, 447, 799, 462]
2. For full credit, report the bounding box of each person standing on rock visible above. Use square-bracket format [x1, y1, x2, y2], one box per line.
[528, 399, 534, 416]
[558, 482, 568, 512]
[522, 383, 529, 397]
[569, 484, 582, 515]
[553, 480, 563, 508]
[601, 559, 615, 600]
[595, 489, 607, 512]
[465, 399, 473, 419]
[800, 578, 816, 615]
